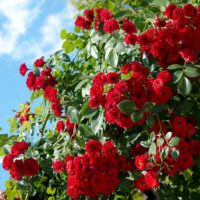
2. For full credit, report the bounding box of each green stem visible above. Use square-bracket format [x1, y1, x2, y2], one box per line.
[40, 109, 50, 137]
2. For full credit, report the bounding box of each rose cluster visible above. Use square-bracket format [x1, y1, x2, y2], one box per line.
[2, 141, 40, 180]
[19, 57, 62, 117]
[56, 118, 77, 136]
[65, 140, 133, 199]
[88, 62, 173, 129]
[75, 8, 137, 45]
[131, 116, 200, 191]
[138, 3, 200, 67]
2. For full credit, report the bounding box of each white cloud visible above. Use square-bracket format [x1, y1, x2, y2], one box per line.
[0, 1, 76, 61]
[0, 0, 43, 55]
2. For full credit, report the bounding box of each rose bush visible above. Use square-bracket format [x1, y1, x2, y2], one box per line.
[1, 0, 200, 199]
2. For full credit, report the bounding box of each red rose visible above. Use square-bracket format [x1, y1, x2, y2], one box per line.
[100, 9, 113, 21]
[122, 18, 137, 34]
[124, 34, 137, 45]
[26, 72, 36, 91]
[51, 98, 62, 117]
[92, 72, 107, 86]
[135, 154, 149, 170]
[66, 119, 76, 136]
[2, 154, 14, 170]
[179, 49, 198, 63]
[154, 16, 166, 28]
[106, 72, 119, 84]
[152, 78, 164, 90]
[19, 63, 28, 76]
[163, 4, 177, 19]
[183, 3, 197, 17]
[52, 160, 65, 173]
[85, 140, 102, 155]
[44, 86, 58, 102]
[23, 158, 40, 177]
[88, 97, 99, 109]
[134, 175, 150, 191]
[145, 171, 159, 188]
[75, 16, 91, 30]
[34, 57, 45, 68]
[10, 159, 23, 180]
[84, 9, 94, 21]
[56, 120, 65, 133]
[157, 70, 172, 83]
[102, 141, 117, 157]
[103, 19, 119, 34]
[11, 141, 29, 157]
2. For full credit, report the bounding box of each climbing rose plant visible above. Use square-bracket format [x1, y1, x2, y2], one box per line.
[1, 1, 200, 200]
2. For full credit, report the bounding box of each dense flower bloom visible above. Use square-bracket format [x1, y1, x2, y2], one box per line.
[56, 120, 65, 133]
[75, 16, 91, 29]
[19, 63, 28, 76]
[11, 141, 29, 157]
[10, 159, 23, 180]
[34, 57, 45, 68]
[84, 9, 94, 21]
[26, 72, 36, 90]
[106, 72, 119, 84]
[122, 18, 137, 34]
[23, 158, 40, 177]
[2, 154, 14, 170]
[179, 49, 198, 63]
[100, 9, 113, 21]
[66, 140, 132, 199]
[103, 19, 119, 33]
[85, 140, 102, 155]
[52, 160, 65, 173]
[124, 34, 137, 45]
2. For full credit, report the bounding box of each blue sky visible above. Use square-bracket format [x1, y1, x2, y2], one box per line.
[0, 0, 74, 190]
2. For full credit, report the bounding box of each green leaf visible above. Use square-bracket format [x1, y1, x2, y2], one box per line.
[167, 64, 182, 70]
[34, 68, 40, 76]
[91, 45, 98, 59]
[34, 106, 44, 116]
[91, 111, 104, 134]
[142, 52, 149, 66]
[75, 79, 88, 92]
[161, 146, 169, 159]
[150, 0, 169, 7]
[157, 138, 164, 147]
[143, 102, 154, 112]
[169, 137, 180, 147]
[175, 100, 193, 114]
[67, 106, 80, 123]
[46, 187, 56, 195]
[131, 111, 143, 123]
[173, 70, 183, 83]
[117, 100, 136, 115]
[5, 180, 14, 189]
[165, 132, 172, 141]
[3, 144, 10, 154]
[140, 141, 151, 148]
[79, 124, 96, 138]
[178, 77, 192, 96]
[184, 66, 200, 78]
[146, 116, 155, 128]
[114, 10, 132, 19]
[170, 148, 179, 159]
[60, 29, 67, 39]
[150, 132, 155, 142]
[148, 142, 156, 155]
[108, 49, 118, 67]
